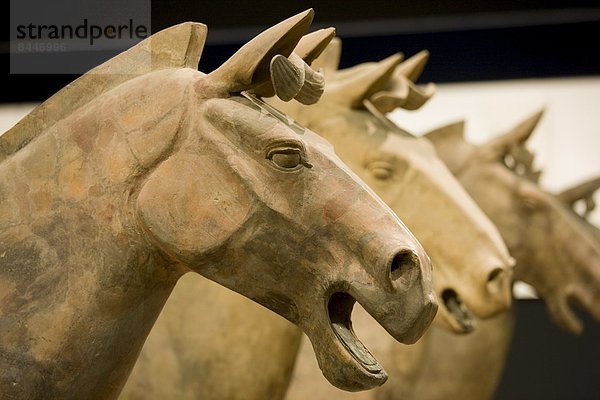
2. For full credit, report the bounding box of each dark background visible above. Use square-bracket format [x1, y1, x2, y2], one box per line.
[497, 300, 600, 399]
[3, 0, 600, 102]
[4, 1, 600, 398]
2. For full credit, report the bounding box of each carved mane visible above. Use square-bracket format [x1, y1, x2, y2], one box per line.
[0, 22, 207, 163]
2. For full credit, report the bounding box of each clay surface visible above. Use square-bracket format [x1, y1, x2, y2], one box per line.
[0, 11, 438, 399]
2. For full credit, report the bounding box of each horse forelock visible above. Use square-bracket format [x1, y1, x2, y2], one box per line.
[0, 22, 206, 164]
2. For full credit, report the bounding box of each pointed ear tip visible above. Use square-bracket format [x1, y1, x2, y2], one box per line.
[189, 22, 208, 38]
[327, 27, 337, 39]
[174, 21, 206, 29]
[523, 107, 545, 123]
[382, 53, 404, 67]
[519, 108, 545, 129]
[302, 8, 315, 19]
[442, 119, 465, 127]
[322, 27, 336, 35]
[304, 27, 336, 42]
[280, 9, 315, 30]
[368, 53, 403, 73]
[449, 120, 466, 132]
[189, 21, 207, 28]
[424, 119, 465, 137]
[398, 50, 429, 66]
[290, 9, 316, 38]
[154, 21, 207, 38]
[296, 27, 337, 64]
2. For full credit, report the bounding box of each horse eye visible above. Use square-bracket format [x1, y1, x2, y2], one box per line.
[267, 147, 311, 170]
[368, 161, 393, 180]
[272, 152, 301, 168]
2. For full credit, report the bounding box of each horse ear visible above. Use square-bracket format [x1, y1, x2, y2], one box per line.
[311, 37, 342, 76]
[369, 51, 435, 113]
[1, 22, 206, 163]
[325, 53, 403, 109]
[557, 176, 600, 210]
[423, 121, 470, 173]
[207, 9, 314, 93]
[483, 108, 545, 152]
[294, 28, 337, 65]
[147, 22, 206, 70]
[423, 120, 466, 145]
[393, 50, 429, 82]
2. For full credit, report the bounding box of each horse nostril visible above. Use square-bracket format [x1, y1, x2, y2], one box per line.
[486, 267, 506, 295]
[487, 268, 503, 282]
[390, 250, 420, 286]
[391, 250, 418, 273]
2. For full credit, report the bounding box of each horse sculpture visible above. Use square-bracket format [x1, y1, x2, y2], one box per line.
[0, 11, 439, 399]
[121, 41, 513, 400]
[283, 44, 517, 400]
[425, 112, 600, 334]
[370, 111, 600, 400]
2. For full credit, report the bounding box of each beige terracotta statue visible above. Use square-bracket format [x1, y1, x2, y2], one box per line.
[0, 11, 441, 399]
[370, 112, 600, 400]
[425, 112, 600, 334]
[121, 41, 514, 400]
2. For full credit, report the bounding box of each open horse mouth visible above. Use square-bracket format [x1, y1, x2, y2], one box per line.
[305, 249, 435, 390]
[328, 292, 384, 375]
[441, 289, 475, 333]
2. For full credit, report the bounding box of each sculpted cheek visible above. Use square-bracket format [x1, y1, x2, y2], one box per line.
[137, 153, 252, 263]
[323, 178, 359, 221]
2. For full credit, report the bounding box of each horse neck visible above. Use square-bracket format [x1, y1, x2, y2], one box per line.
[0, 70, 194, 398]
[0, 189, 181, 397]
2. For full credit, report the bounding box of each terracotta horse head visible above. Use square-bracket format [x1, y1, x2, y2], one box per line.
[272, 40, 513, 334]
[425, 112, 600, 334]
[0, 11, 437, 398]
[121, 42, 516, 400]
